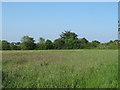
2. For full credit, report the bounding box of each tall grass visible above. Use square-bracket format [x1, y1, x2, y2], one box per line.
[2, 50, 118, 88]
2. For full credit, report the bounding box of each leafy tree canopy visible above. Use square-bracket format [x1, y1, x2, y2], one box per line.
[45, 40, 53, 49]
[1, 40, 10, 50]
[39, 37, 45, 44]
[20, 36, 35, 50]
[60, 30, 78, 40]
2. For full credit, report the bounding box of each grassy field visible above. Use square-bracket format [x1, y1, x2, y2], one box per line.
[2, 50, 118, 88]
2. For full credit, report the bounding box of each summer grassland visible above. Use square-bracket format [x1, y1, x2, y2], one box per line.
[2, 50, 118, 88]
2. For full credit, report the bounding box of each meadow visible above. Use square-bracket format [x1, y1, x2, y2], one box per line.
[2, 50, 118, 88]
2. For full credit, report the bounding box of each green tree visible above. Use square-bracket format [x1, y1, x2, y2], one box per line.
[79, 38, 89, 49]
[60, 30, 78, 40]
[15, 42, 21, 50]
[54, 38, 65, 49]
[108, 40, 114, 44]
[64, 39, 73, 49]
[16, 42, 21, 45]
[36, 37, 45, 50]
[20, 36, 35, 50]
[36, 43, 45, 50]
[86, 42, 93, 49]
[80, 38, 88, 44]
[64, 38, 80, 49]
[1, 40, 10, 50]
[113, 40, 120, 45]
[10, 42, 18, 50]
[39, 37, 45, 44]
[0, 40, 2, 50]
[45, 40, 53, 49]
[91, 40, 100, 47]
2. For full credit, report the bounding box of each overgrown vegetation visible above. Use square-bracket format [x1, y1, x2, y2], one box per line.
[0, 31, 119, 50]
[2, 50, 118, 88]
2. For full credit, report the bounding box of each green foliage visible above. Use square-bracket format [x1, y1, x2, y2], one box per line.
[1, 40, 10, 50]
[36, 37, 46, 50]
[64, 38, 80, 49]
[54, 38, 65, 49]
[36, 43, 45, 50]
[91, 40, 100, 47]
[0, 40, 2, 50]
[39, 37, 45, 44]
[78, 38, 88, 49]
[15, 42, 21, 50]
[72, 39, 81, 49]
[10, 43, 18, 50]
[64, 38, 74, 49]
[60, 30, 78, 40]
[20, 36, 35, 50]
[1, 31, 119, 50]
[80, 38, 88, 44]
[45, 40, 53, 49]
[85, 42, 93, 49]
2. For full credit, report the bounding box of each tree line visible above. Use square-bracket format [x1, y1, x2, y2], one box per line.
[0, 31, 119, 50]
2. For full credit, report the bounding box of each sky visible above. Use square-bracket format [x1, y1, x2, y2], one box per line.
[119, 1, 120, 20]
[118, 1, 120, 40]
[2, 2, 118, 43]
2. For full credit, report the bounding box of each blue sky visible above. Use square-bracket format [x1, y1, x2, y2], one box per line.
[2, 2, 118, 43]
